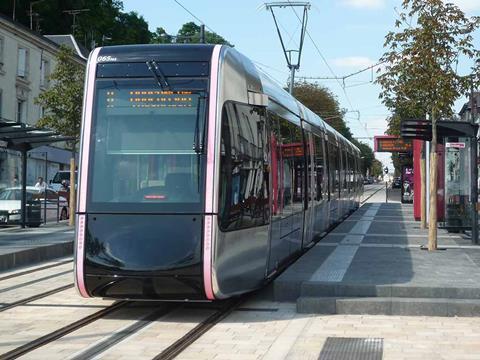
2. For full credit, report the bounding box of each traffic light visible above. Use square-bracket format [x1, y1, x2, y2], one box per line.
[384, 167, 389, 174]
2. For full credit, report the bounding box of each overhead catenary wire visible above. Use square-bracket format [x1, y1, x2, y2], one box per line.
[172, 0, 217, 34]
[287, 2, 370, 137]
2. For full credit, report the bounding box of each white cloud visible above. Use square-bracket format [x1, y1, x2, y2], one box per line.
[333, 56, 375, 68]
[341, 0, 385, 9]
[447, 0, 480, 12]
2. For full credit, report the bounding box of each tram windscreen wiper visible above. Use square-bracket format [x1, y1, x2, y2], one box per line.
[192, 93, 207, 154]
[146, 60, 170, 90]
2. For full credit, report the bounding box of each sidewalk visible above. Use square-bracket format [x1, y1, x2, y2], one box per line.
[0, 222, 74, 271]
[274, 190, 480, 317]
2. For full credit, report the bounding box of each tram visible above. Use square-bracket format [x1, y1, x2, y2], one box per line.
[74, 44, 363, 301]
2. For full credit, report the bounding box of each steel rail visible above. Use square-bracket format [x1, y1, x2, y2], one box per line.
[0, 270, 72, 293]
[0, 301, 129, 360]
[154, 298, 245, 360]
[0, 259, 73, 282]
[0, 283, 74, 313]
[360, 186, 385, 205]
[71, 304, 178, 360]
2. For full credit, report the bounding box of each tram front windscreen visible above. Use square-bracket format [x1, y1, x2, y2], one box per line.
[87, 79, 207, 213]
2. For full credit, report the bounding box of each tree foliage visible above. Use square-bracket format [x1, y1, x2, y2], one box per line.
[293, 81, 352, 139]
[35, 46, 84, 150]
[377, 0, 480, 248]
[376, 0, 480, 118]
[0, 1, 150, 48]
[293, 81, 376, 175]
[151, 22, 233, 46]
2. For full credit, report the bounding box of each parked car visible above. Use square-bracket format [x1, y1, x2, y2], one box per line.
[0, 187, 69, 226]
[50, 170, 77, 192]
[392, 177, 402, 189]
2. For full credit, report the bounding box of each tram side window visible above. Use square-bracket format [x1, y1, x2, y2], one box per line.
[342, 150, 348, 192]
[219, 102, 269, 232]
[279, 117, 294, 211]
[313, 134, 324, 201]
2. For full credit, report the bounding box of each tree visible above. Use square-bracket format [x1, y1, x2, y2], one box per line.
[0, 1, 151, 48]
[176, 22, 233, 45]
[293, 81, 353, 139]
[151, 27, 173, 44]
[370, 159, 383, 178]
[376, 0, 480, 250]
[356, 142, 375, 175]
[293, 81, 377, 174]
[109, 11, 151, 45]
[35, 46, 85, 226]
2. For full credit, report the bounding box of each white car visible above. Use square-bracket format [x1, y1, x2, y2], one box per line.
[0, 187, 69, 226]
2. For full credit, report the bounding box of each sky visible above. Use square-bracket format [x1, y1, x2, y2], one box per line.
[122, 0, 480, 169]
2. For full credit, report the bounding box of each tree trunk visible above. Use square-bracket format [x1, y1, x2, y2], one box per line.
[420, 141, 427, 229]
[428, 111, 438, 250]
[69, 156, 76, 227]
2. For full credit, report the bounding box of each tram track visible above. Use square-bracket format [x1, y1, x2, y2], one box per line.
[360, 185, 384, 205]
[0, 301, 129, 360]
[0, 259, 73, 282]
[155, 297, 245, 360]
[0, 269, 72, 294]
[0, 283, 74, 313]
[1, 295, 247, 360]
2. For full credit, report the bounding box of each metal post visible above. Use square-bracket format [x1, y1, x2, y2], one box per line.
[199, 24, 205, 44]
[43, 152, 47, 224]
[20, 149, 27, 228]
[385, 181, 388, 203]
[29, 2, 33, 30]
[471, 84, 478, 245]
[288, 65, 295, 94]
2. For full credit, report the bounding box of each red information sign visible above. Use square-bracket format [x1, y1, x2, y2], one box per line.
[374, 136, 413, 153]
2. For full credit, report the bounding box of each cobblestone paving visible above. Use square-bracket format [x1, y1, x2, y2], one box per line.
[177, 298, 480, 360]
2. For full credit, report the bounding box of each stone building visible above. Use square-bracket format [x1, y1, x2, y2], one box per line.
[0, 13, 87, 188]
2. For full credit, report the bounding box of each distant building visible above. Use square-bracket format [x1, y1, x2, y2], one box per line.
[0, 14, 86, 188]
[459, 92, 480, 123]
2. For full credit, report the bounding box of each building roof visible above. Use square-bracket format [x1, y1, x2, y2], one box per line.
[0, 13, 86, 63]
[459, 92, 480, 117]
[44, 35, 89, 60]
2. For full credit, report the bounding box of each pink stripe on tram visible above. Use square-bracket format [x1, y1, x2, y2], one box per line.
[78, 47, 100, 213]
[75, 48, 100, 298]
[203, 45, 221, 300]
[75, 214, 89, 297]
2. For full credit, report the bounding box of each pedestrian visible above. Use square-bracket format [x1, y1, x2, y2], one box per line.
[35, 176, 46, 191]
[12, 174, 18, 187]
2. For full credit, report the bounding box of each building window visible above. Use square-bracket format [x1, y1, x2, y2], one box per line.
[17, 47, 29, 79]
[16, 99, 26, 123]
[40, 58, 49, 88]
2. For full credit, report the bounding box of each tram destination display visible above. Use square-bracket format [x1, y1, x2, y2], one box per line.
[374, 135, 413, 153]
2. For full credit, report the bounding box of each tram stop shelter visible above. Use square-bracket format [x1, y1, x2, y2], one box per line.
[0, 119, 74, 228]
[401, 119, 479, 243]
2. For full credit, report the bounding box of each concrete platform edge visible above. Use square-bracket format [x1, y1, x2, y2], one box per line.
[0, 241, 73, 271]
